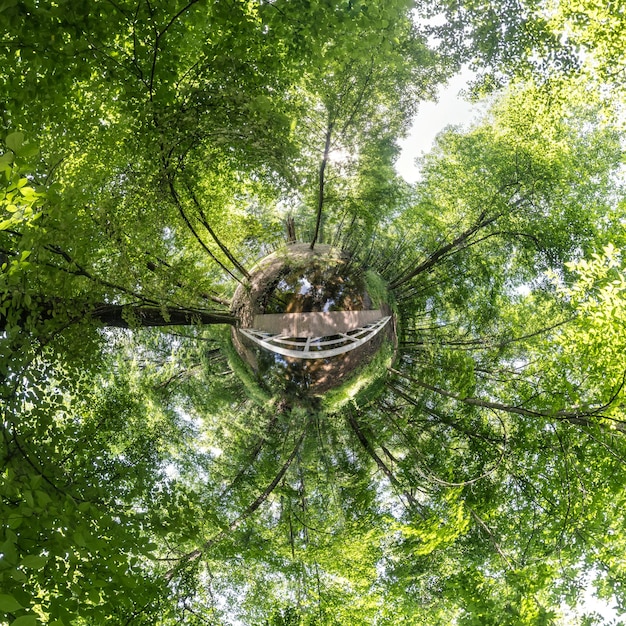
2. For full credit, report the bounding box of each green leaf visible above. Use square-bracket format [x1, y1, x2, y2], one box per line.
[9, 568, 27, 583]
[34, 490, 51, 507]
[20, 555, 47, 570]
[0, 0, 19, 14]
[10, 616, 38, 626]
[87, 588, 100, 604]
[0, 593, 24, 612]
[0, 151, 13, 169]
[0, 540, 18, 567]
[5, 132, 24, 153]
[17, 143, 39, 158]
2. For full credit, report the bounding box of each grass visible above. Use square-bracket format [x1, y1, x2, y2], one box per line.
[364, 269, 396, 313]
[221, 328, 274, 407]
[321, 340, 395, 413]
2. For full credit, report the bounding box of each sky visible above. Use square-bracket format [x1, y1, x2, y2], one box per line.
[396, 69, 482, 183]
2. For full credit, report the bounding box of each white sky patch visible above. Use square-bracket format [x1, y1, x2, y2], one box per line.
[209, 445, 223, 458]
[328, 146, 352, 164]
[513, 284, 532, 297]
[165, 463, 180, 480]
[559, 569, 622, 625]
[396, 69, 483, 183]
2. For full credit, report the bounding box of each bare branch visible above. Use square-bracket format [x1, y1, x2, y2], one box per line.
[346, 409, 423, 513]
[167, 177, 243, 283]
[390, 211, 498, 290]
[468, 506, 515, 570]
[184, 182, 250, 279]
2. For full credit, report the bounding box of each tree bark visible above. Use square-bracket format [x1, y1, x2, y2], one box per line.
[1, 300, 237, 332]
[91, 303, 237, 327]
[310, 120, 333, 250]
[286, 215, 297, 243]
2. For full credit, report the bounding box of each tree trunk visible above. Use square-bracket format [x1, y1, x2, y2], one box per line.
[310, 121, 333, 250]
[91, 304, 237, 327]
[1, 300, 238, 332]
[286, 216, 297, 244]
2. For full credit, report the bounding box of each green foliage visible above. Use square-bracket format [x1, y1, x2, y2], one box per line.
[419, 0, 580, 92]
[322, 341, 395, 413]
[363, 270, 393, 310]
[1, 1, 626, 625]
[550, 244, 626, 417]
[0, 349, 168, 623]
[222, 327, 274, 408]
[0, 133, 43, 229]
[545, 0, 626, 92]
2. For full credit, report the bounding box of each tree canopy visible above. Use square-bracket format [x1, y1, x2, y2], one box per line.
[1, 1, 626, 625]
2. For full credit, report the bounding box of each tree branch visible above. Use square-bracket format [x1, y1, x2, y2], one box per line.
[346, 409, 422, 512]
[389, 211, 498, 290]
[167, 427, 307, 578]
[184, 182, 250, 279]
[467, 506, 515, 570]
[145, 255, 231, 307]
[388, 368, 626, 431]
[167, 177, 243, 283]
[399, 316, 575, 352]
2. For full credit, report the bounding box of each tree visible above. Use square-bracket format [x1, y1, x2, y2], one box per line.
[1, 1, 626, 625]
